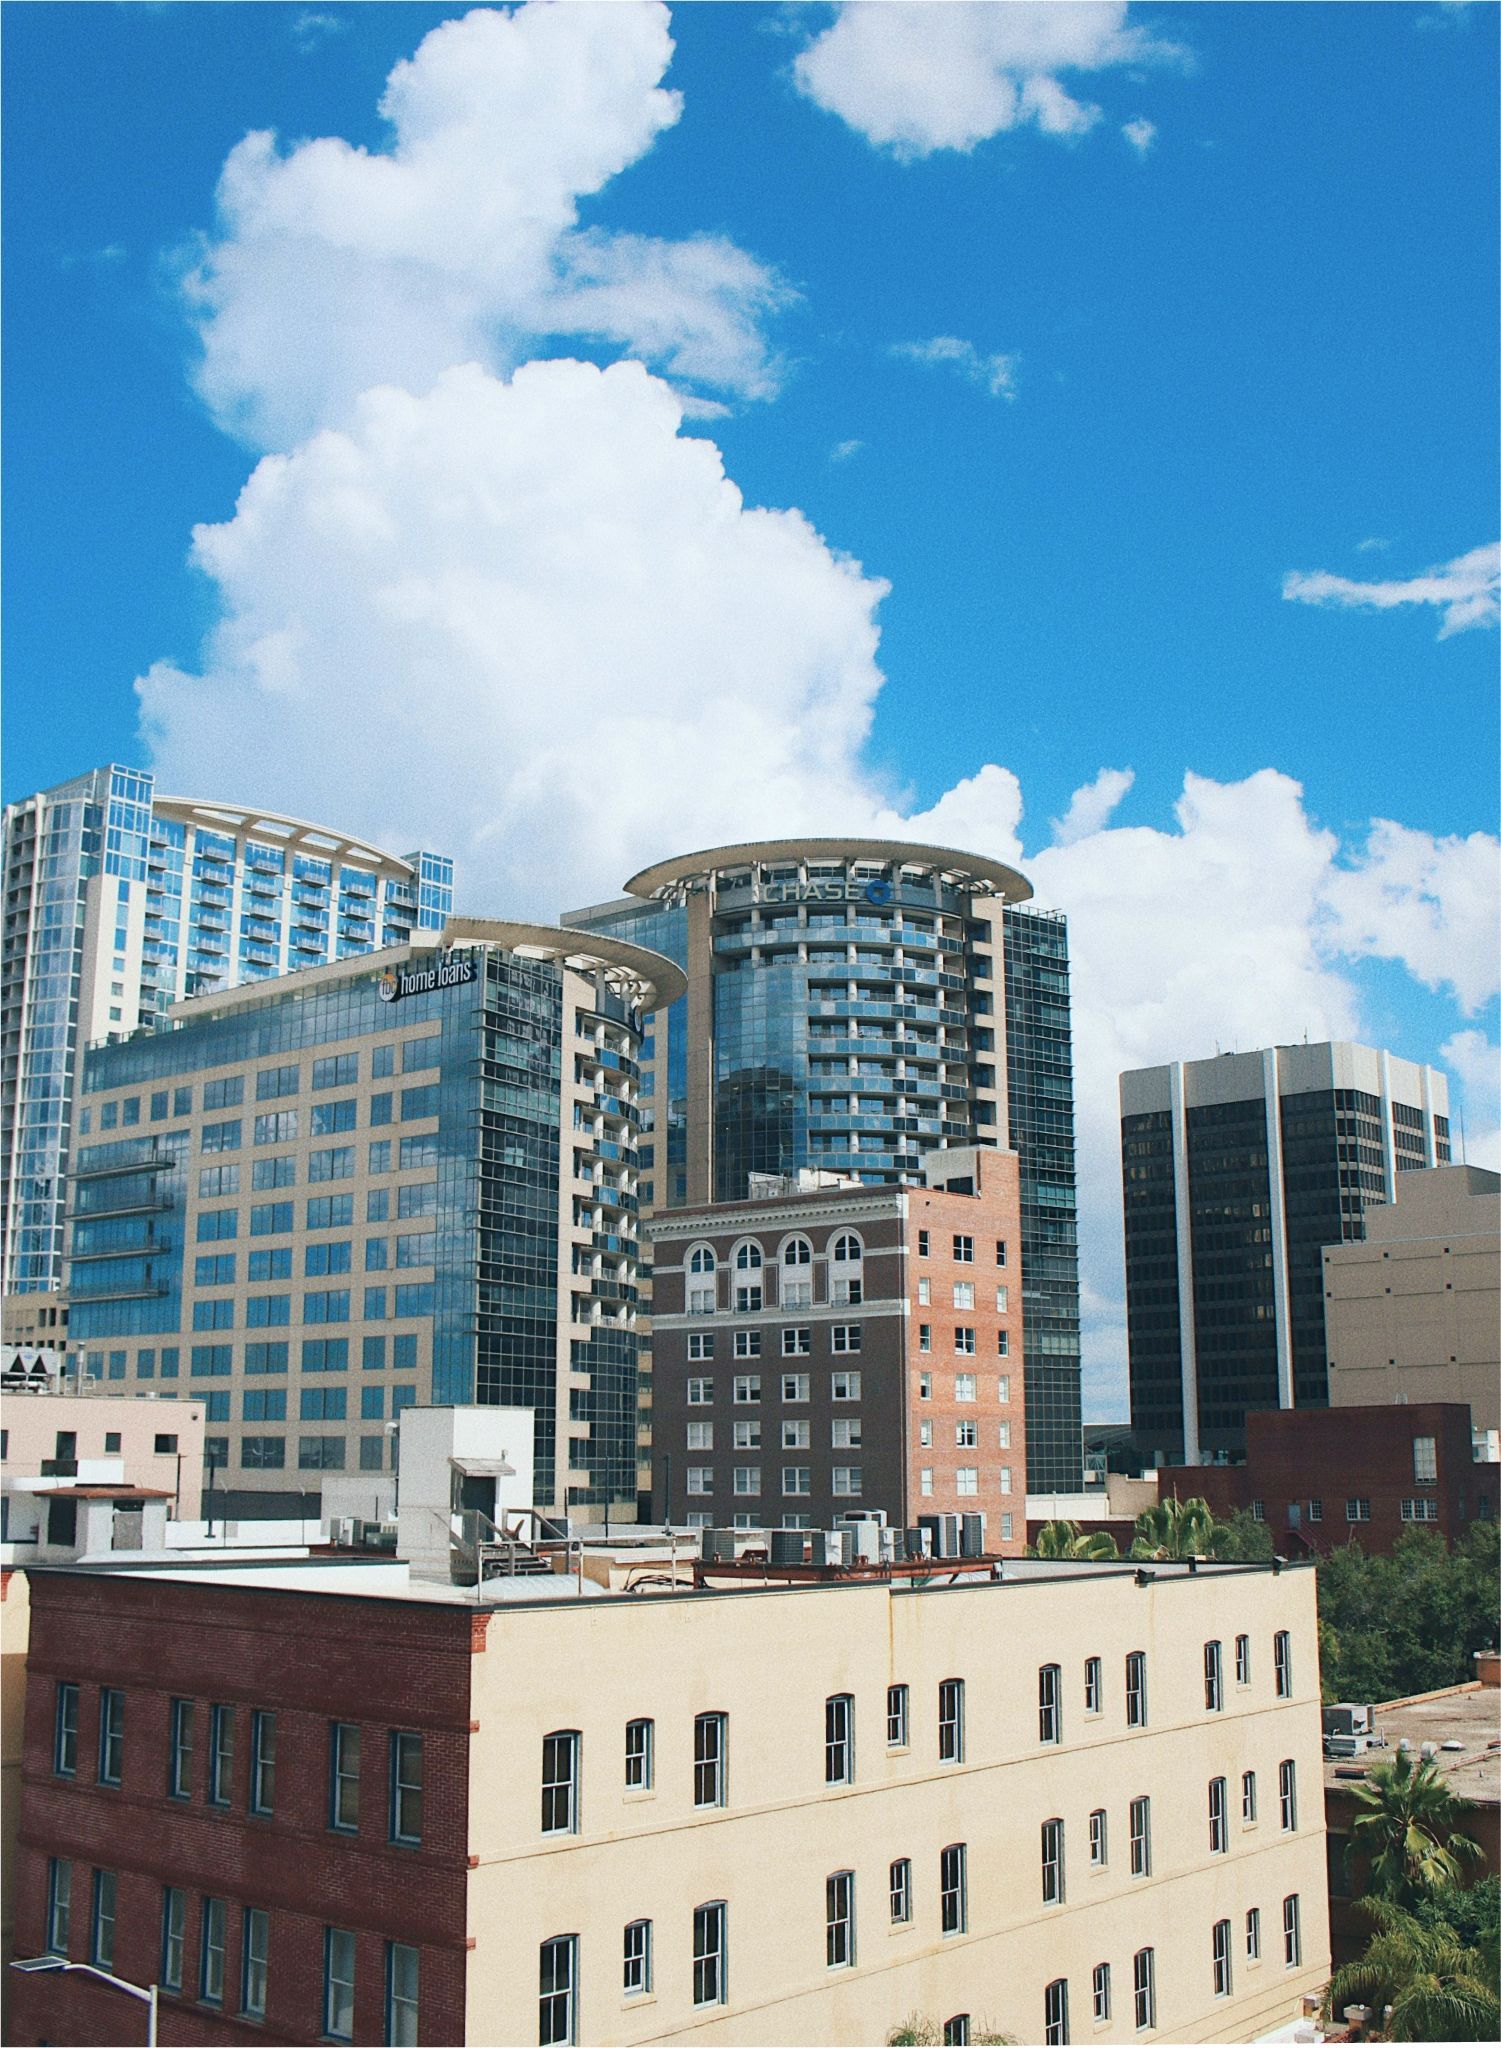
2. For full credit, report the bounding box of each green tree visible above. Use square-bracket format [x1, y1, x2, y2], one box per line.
[1321, 1896, 1499, 2041]
[1349, 1750, 1484, 1905]
[1029, 1519, 1119, 1561]
[1208, 1508, 1274, 1561]
[1317, 1523, 1500, 1704]
[1129, 1494, 1223, 1559]
[1411, 1876, 1500, 1958]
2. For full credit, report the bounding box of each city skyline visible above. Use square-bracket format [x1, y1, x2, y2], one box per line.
[4, 1, 1496, 1423]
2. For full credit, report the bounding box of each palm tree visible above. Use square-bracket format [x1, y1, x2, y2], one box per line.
[1322, 1897, 1499, 2041]
[1129, 1494, 1224, 1559]
[1349, 1749, 1484, 1905]
[1030, 1519, 1119, 1561]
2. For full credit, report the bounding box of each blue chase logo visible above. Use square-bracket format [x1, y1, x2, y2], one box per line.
[864, 878, 894, 906]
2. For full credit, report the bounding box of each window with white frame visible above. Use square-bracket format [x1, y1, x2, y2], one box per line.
[996, 1238, 1008, 1267]
[542, 1731, 580, 1836]
[1212, 1919, 1232, 1998]
[1129, 1796, 1151, 1877]
[1235, 1633, 1251, 1686]
[1246, 1907, 1261, 1961]
[997, 1373, 1010, 1401]
[952, 1234, 974, 1262]
[1041, 1817, 1065, 1904]
[734, 1282, 763, 1313]
[940, 1842, 967, 1934]
[1243, 1769, 1258, 1823]
[956, 1469, 978, 1495]
[623, 1918, 652, 1997]
[995, 1286, 1008, 1313]
[690, 1246, 717, 1273]
[832, 1371, 862, 1400]
[1092, 1963, 1111, 2023]
[1039, 1664, 1062, 1745]
[625, 1718, 653, 1791]
[1282, 1894, 1302, 1967]
[693, 1901, 727, 2006]
[1412, 1435, 1438, 1483]
[782, 1327, 811, 1355]
[686, 1466, 713, 1495]
[956, 1419, 977, 1447]
[734, 1240, 763, 1271]
[938, 1679, 964, 1763]
[782, 1419, 810, 1449]
[1204, 1639, 1223, 1711]
[733, 1420, 761, 1449]
[783, 1466, 811, 1494]
[826, 1871, 856, 1968]
[999, 1467, 1013, 1494]
[782, 1277, 813, 1308]
[887, 1684, 909, 1748]
[1126, 1651, 1148, 1727]
[1133, 1947, 1155, 2030]
[833, 1466, 862, 1496]
[998, 1420, 1011, 1449]
[919, 1325, 933, 1352]
[918, 1277, 931, 1305]
[1274, 1630, 1293, 1698]
[832, 1324, 862, 1353]
[734, 1330, 761, 1359]
[1279, 1758, 1298, 1831]
[831, 1231, 863, 1265]
[953, 1281, 975, 1310]
[954, 1327, 976, 1355]
[920, 1420, 933, 1447]
[694, 1714, 726, 1808]
[1089, 1808, 1107, 1867]
[832, 1418, 861, 1448]
[890, 1857, 912, 1923]
[1044, 1979, 1068, 2045]
[1346, 1497, 1371, 1522]
[539, 1934, 578, 2045]
[955, 1373, 977, 1402]
[733, 1466, 760, 1496]
[687, 1422, 713, 1451]
[1208, 1776, 1228, 1854]
[733, 1375, 760, 1403]
[782, 1372, 810, 1402]
[687, 1377, 713, 1405]
[688, 1332, 713, 1361]
[1084, 1658, 1102, 1715]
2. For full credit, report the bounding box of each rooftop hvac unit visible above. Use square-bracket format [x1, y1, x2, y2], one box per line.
[879, 1528, 902, 1564]
[849, 1522, 881, 1565]
[920, 1513, 961, 1559]
[960, 1513, 985, 1558]
[700, 1528, 737, 1563]
[331, 1517, 358, 1547]
[906, 1526, 930, 1559]
[770, 1530, 805, 1566]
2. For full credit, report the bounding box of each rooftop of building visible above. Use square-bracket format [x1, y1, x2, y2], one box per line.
[153, 796, 428, 878]
[623, 835, 1033, 903]
[1324, 1680, 1501, 1809]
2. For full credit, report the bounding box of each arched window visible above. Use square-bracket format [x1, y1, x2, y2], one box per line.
[734, 1241, 763, 1271]
[688, 1246, 716, 1274]
[830, 1232, 863, 1263]
[781, 1237, 812, 1266]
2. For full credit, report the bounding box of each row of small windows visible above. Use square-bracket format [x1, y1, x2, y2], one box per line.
[688, 1233, 864, 1273]
[1043, 1907, 1303, 2046]
[84, 1040, 441, 1125]
[193, 1136, 440, 1198]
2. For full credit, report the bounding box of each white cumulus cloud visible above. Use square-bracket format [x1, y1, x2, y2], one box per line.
[1282, 541, 1500, 639]
[892, 335, 1019, 399]
[1321, 819, 1501, 1015]
[1050, 765, 1134, 844]
[792, 1, 1180, 159]
[1440, 1029, 1501, 1172]
[1121, 116, 1156, 154]
[182, 1, 788, 450]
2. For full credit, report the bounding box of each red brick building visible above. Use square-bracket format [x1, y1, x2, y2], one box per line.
[10, 1566, 474, 2047]
[1157, 1402, 1497, 1556]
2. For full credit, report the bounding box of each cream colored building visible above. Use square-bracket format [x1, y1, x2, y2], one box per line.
[0, 1387, 206, 1531]
[1324, 1164, 1500, 1431]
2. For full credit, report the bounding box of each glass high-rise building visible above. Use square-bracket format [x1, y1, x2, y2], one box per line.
[1121, 1041, 1452, 1465]
[566, 837, 1086, 1492]
[2, 765, 453, 1296]
[67, 919, 681, 1518]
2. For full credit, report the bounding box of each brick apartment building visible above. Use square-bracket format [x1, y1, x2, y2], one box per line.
[1156, 1402, 1497, 1556]
[647, 1147, 1026, 1544]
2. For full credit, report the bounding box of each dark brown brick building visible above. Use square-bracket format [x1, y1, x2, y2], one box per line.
[647, 1147, 1026, 1547]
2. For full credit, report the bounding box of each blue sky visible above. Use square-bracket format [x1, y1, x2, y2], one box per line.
[5, 1, 1497, 1414]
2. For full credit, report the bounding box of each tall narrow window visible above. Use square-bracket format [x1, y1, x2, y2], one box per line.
[623, 1920, 652, 1997]
[200, 1897, 227, 2005]
[1132, 1948, 1156, 2030]
[1038, 1663, 1062, 1745]
[945, 2018, 970, 2046]
[1125, 1651, 1148, 1727]
[1283, 1894, 1302, 1967]
[1041, 1818, 1066, 1904]
[160, 1886, 185, 1992]
[625, 1718, 654, 1791]
[330, 1722, 360, 1831]
[1279, 1759, 1298, 1832]
[1204, 1640, 1223, 1712]
[168, 1699, 194, 1800]
[940, 1843, 968, 1935]
[1243, 1769, 1258, 1824]
[1129, 1796, 1152, 1878]
[242, 1908, 269, 2019]
[250, 1710, 276, 1816]
[208, 1703, 234, 1806]
[938, 1679, 965, 1763]
[1212, 1918, 1232, 1998]
[98, 1688, 124, 1787]
[45, 1859, 71, 1957]
[694, 1713, 727, 1808]
[889, 1858, 912, 1925]
[387, 1942, 420, 2046]
[826, 1871, 856, 1968]
[887, 1684, 909, 1748]
[1235, 1633, 1251, 1686]
[1274, 1630, 1293, 1699]
[1083, 1657, 1102, 1716]
[692, 1902, 727, 2007]
[53, 1682, 78, 1778]
[325, 1927, 357, 2041]
[1208, 1776, 1228, 1854]
[1044, 1977, 1070, 2045]
[1089, 1809, 1108, 1867]
[542, 1731, 581, 1835]
[1246, 1907, 1262, 1961]
[825, 1694, 855, 1785]
[390, 1731, 423, 1844]
[1092, 1963, 1111, 2023]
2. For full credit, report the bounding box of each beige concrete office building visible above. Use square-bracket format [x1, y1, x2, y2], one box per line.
[1324, 1163, 1500, 1431]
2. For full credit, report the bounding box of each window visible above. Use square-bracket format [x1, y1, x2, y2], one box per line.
[781, 1419, 809, 1449]
[1279, 1758, 1298, 1831]
[938, 1679, 964, 1762]
[387, 1730, 422, 1844]
[1309, 1497, 1324, 1522]
[624, 1918, 652, 1997]
[955, 1419, 977, 1448]
[940, 1842, 968, 1935]
[954, 1328, 976, 1356]
[160, 1884, 185, 1990]
[781, 1327, 811, 1356]
[625, 1718, 653, 1791]
[330, 1722, 360, 1831]
[1243, 1769, 1258, 1824]
[733, 1464, 761, 1496]
[1125, 1650, 1148, 1727]
[920, 1468, 934, 1496]
[1413, 1434, 1438, 1483]
[1041, 1817, 1066, 1904]
[251, 1710, 276, 1816]
[831, 1371, 862, 1401]
[1274, 1630, 1293, 1698]
[208, 1703, 234, 1806]
[1132, 1948, 1156, 2031]
[919, 1327, 932, 1354]
[1213, 1918, 1233, 1998]
[325, 1927, 357, 2040]
[1084, 1657, 1102, 1715]
[242, 1906, 269, 2019]
[1235, 1633, 1251, 1686]
[826, 1694, 855, 1785]
[693, 1901, 727, 2007]
[826, 1870, 856, 1968]
[1283, 1894, 1302, 1967]
[694, 1712, 727, 1807]
[1092, 1963, 1112, 2024]
[782, 1466, 810, 1495]
[196, 1894, 227, 2005]
[1209, 1776, 1228, 1854]
[832, 1465, 863, 1496]
[920, 1420, 933, 1447]
[46, 1858, 71, 1956]
[1346, 1497, 1371, 1523]
[953, 1281, 975, 1310]
[887, 1684, 909, 1748]
[387, 1942, 419, 2046]
[98, 1688, 124, 1787]
[918, 1229, 930, 1256]
[687, 1377, 713, 1406]
[1089, 1808, 1107, 1868]
[1129, 1796, 1151, 1877]
[952, 1234, 974, 1262]
[91, 1868, 116, 1968]
[733, 1374, 760, 1404]
[954, 1373, 977, 1402]
[733, 1331, 761, 1359]
[54, 1681, 78, 1777]
[1039, 1663, 1062, 1745]
[1204, 1639, 1223, 1712]
[687, 1422, 714, 1453]
[1247, 1907, 1262, 1961]
[831, 1324, 861, 1353]
[1044, 1978, 1069, 2046]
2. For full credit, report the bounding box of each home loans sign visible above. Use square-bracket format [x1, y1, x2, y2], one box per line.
[378, 950, 476, 1004]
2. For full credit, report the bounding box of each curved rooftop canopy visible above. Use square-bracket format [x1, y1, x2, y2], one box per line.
[624, 836, 1033, 905]
[155, 797, 421, 879]
[442, 917, 686, 1014]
